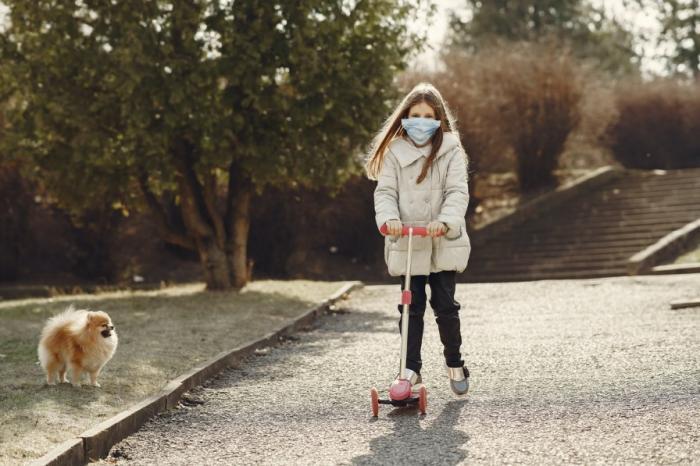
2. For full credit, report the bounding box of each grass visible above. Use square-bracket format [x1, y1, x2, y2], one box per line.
[0, 280, 345, 465]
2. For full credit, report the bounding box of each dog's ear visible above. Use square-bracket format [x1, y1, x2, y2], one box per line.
[86, 312, 95, 323]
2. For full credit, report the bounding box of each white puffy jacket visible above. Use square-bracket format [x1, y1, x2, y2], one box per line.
[374, 132, 471, 276]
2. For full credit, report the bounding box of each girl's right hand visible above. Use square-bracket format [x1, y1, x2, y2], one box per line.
[386, 219, 403, 236]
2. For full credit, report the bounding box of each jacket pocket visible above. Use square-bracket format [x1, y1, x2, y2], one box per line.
[385, 235, 432, 276]
[444, 223, 462, 240]
[432, 228, 471, 273]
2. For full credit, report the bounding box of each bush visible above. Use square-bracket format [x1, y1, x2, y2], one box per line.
[248, 174, 383, 279]
[602, 79, 700, 169]
[403, 39, 586, 192]
[0, 160, 124, 284]
[473, 40, 585, 191]
[0, 162, 32, 280]
[0, 163, 387, 284]
[398, 52, 512, 176]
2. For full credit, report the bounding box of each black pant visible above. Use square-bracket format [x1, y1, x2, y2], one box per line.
[397, 270, 464, 374]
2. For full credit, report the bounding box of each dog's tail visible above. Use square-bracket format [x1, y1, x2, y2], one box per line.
[41, 304, 86, 336]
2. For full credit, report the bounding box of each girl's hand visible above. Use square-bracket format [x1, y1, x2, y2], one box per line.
[386, 219, 403, 236]
[427, 221, 447, 237]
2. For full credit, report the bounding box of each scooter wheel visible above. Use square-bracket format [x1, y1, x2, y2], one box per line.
[418, 386, 427, 415]
[370, 387, 379, 417]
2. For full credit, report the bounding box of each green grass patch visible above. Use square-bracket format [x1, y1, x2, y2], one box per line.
[0, 280, 345, 465]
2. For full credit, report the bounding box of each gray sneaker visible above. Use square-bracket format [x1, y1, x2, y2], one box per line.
[447, 365, 470, 395]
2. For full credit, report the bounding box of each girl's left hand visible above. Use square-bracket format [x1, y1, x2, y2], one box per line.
[427, 221, 447, 237]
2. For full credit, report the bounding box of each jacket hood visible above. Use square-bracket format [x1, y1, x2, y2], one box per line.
[388, 131, 461, 168]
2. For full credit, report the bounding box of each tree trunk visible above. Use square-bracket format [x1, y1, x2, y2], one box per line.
[226, 163, 253, 289]
[173, 138, 235, 291]
[196, 236, 232, 290]
[228, 195, 251, 289]
[178, 184, 233, 290]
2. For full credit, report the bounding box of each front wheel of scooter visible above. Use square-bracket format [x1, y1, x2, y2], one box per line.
[370, 387, 379, 417]
[418, 386, 427, 415]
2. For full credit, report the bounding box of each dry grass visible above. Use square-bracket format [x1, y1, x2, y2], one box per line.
[670, 237, 700, 265]
[0, 280, 345, 465]
[470, 168, 596, 227]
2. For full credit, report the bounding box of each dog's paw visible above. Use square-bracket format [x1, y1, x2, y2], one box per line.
[90, 382, 101, 388]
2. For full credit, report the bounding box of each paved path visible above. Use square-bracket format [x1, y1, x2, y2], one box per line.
[97, 274, 700, 465]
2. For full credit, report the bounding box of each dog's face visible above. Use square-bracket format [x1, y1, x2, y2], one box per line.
[87, 311, 115, 338]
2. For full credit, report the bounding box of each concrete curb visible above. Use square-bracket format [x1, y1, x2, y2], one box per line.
[28, 280, 364, 466]
[627, 219, 700, 275]
[670, 298, 700, 310]
[470, 166, 623, 247]
[651, 262, 700, 275]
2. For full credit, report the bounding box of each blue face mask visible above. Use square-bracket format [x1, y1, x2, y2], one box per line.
[401, 117, 441, 145]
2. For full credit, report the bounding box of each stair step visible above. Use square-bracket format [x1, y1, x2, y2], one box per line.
[471, 250, 637, 262]
[544, 207, 700, 218]
[466, 168, 699, 281]
[483, 236, 659, 248]
[514, 218, 691, 234]
[462, 268, 629, 282]
[517, 211, 700, 224]
[472, 243, 651, 256]
[468, 260, 629, 273]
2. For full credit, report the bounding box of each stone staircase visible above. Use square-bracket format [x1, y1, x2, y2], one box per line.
[462, 168, 700, 282]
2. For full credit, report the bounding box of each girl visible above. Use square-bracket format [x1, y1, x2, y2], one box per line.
[364, 82, 471, 396]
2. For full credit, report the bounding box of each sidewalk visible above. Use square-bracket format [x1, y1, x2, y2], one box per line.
[97, 273, 700, 465]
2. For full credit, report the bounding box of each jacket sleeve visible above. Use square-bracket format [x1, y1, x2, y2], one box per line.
[437, 147, 469, 239]
[374, 151, 401, 230]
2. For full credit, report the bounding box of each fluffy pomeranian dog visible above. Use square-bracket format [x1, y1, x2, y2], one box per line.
[37, 305, 118, 387]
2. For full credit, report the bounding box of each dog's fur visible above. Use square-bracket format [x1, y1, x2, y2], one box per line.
[37, 305, 118, 387]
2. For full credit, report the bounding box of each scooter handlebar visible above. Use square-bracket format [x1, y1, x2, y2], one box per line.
[379, 223, 444, 237]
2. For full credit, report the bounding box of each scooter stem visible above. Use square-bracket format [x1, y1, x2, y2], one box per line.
[399, 227, 414, 379]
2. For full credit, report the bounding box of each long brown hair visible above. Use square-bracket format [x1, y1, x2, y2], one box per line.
[364, 82, 465, 183]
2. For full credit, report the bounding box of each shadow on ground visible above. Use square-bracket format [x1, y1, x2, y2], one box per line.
[352, 399, 470, 465]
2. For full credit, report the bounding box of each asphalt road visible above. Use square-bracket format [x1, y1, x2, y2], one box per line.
[96, 274, 700, 465]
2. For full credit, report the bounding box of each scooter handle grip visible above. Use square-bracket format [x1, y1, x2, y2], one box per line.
[379, 223, 444, 237]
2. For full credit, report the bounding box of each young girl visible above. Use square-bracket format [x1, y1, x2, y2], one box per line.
[364, 82, 471, 396]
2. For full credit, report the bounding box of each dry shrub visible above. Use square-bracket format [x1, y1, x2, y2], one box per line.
[402, 39, 587, 192]
[558, 77, 617, 170]
[397, 55, 511, 176]
[472, 41, 585, 190]
[602, 78, 700, 169]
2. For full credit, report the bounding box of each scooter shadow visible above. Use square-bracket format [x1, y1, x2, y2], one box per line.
[352, 399, 470, 465]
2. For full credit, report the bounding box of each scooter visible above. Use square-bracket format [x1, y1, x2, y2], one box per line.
[371, 223, 444, 416]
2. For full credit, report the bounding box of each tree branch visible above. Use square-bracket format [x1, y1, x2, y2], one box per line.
[136, 170, 195, 250]
[173, 138, 215, 239]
